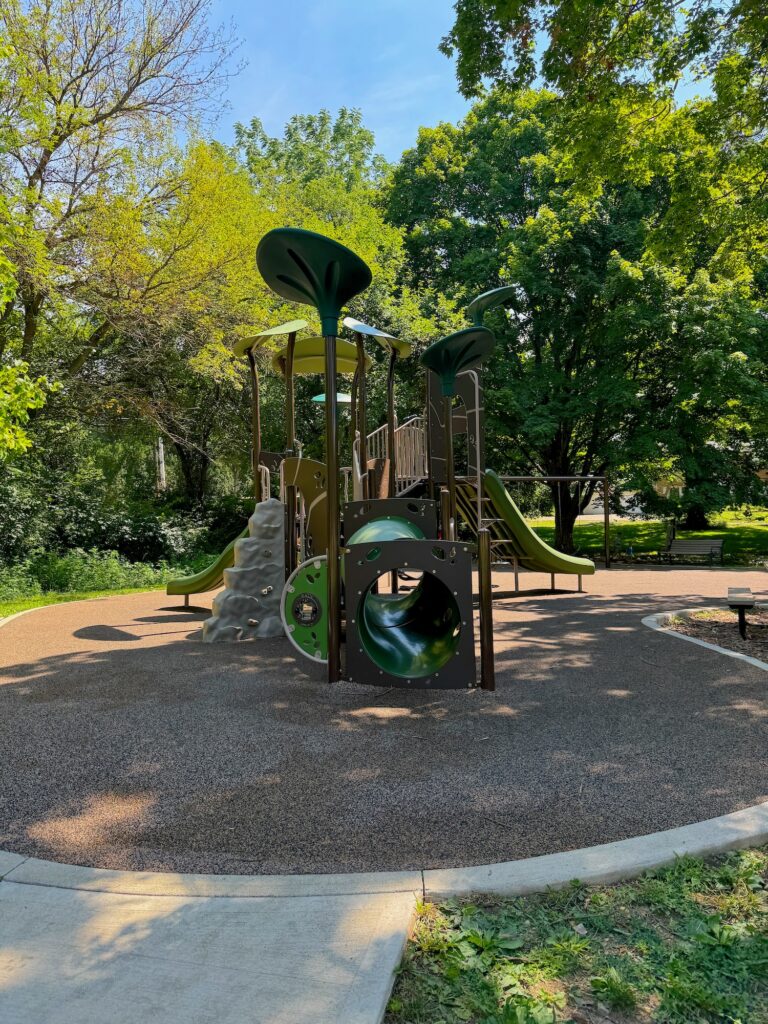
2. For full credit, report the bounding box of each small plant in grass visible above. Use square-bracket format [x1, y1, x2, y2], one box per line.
[590, 966, 638, 1011]
[386, 848, 768, 1024]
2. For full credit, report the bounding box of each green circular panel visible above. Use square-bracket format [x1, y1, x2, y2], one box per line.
[281, 557, 328, 663]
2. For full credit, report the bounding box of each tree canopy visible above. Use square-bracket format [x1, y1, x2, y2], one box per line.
[387, 87, 768, 545]
[441, 1, 768, 277]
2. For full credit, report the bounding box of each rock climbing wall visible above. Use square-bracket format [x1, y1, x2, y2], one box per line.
[202, 498, 286, 642]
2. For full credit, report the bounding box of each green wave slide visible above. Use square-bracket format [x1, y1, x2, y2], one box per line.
[458, 468, 595, 576]
[166, 527, 249, 597]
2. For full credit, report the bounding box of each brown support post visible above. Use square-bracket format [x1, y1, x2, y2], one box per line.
[444, 394, 457, 537]
[285, 332, 298, 576]
[246, 348, 262, 503]
[386, 347, 397, 498]
[386, 346, 399, 593]
[478, 527, 495, 691]
[324, 335, 341, 683]
[603, 475, 611, 568]
[356, 333, 368, 499]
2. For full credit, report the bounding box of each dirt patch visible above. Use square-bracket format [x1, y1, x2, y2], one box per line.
[666, 607, 768, 661]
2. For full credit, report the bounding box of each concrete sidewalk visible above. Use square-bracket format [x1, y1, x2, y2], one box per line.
[0, 853, 417, 1024]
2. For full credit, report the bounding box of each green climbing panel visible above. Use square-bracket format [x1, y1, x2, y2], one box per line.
[281, 556, 329, 663]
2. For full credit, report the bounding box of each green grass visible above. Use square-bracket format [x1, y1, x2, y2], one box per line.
[0, 585, 165, 620]
[528, 517, 768, 564]
[387, 848, 768, 1024]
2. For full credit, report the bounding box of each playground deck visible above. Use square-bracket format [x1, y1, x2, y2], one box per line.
[1, 566, 766, 875]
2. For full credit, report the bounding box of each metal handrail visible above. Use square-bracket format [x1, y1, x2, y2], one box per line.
[352, 415, 427, 496]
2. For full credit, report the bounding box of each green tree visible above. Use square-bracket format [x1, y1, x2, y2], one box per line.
[387, 88, 768, 548]
[0, 361, 49, 456]
[0, 0, 235, 371]
[441, 1, 768, 276]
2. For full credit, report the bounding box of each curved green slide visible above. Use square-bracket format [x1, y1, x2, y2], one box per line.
[459, 469, 595, 576]
[166, 527, 249, 597]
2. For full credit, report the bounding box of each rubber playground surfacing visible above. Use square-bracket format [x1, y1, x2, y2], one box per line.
[1, 567, 767, 876]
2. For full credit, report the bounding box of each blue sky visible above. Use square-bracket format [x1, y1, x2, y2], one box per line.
[209, 0, 470, 160]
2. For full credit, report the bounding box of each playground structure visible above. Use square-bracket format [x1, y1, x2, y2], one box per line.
[167, 227, 596, 689]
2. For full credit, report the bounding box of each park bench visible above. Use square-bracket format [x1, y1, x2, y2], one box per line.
[727, 587, 755, 639]
[666, 538, 724, 565]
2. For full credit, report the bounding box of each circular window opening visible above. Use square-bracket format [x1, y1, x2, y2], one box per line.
[292, 593, 321, 627]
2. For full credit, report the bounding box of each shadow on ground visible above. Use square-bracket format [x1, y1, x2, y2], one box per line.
[0, 572, 766, 874]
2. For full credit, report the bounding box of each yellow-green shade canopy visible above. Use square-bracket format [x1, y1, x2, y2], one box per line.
[231, 319, 309, 358]
[342, 317, 412, 359]
[271, 336, 370, 377]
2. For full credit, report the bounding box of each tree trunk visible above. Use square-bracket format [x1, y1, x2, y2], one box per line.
[684, 505, 709, 529]
[551, 484, 581, 553]
[20, 291, 42, 361]
[173, 442, 210, 503]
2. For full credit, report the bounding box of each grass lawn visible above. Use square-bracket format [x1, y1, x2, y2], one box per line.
[529, 517, 768, 564]
[387, 849, 768, 1024]
[0, 585, 165, 620]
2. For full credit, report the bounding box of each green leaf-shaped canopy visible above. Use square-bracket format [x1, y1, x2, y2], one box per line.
[420, 326, 495, 396]
[231, 319, 309, 358]
[256, 228, 372, 336]
[342, 316, 412, 359]
[467, 285, 517, 325]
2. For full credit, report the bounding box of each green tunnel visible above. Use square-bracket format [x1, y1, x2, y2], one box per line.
[346, 518, 463, 680]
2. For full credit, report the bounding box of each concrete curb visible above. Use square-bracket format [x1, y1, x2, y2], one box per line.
[642, 606, 768, 673]
[3, 801, 768, 899]
[1, 857, 423, 898]
[423, 801, 768, 897]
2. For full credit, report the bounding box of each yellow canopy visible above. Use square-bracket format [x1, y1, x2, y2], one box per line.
[271, 336, 370, 377]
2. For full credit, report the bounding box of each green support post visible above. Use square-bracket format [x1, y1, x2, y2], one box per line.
[256, 228, 372, 685]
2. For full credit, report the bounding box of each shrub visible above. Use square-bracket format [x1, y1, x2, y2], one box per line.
[28, 549, 169, 593]
[0, 562, 43, 601]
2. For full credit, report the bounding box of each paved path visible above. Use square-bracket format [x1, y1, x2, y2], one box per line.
[0, 851, 416, 1024]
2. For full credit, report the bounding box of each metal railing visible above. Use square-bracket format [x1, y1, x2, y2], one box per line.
[352, 415, 427, 497]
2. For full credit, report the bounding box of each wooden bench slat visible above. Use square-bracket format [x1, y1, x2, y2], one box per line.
[669, 540, 724, 551]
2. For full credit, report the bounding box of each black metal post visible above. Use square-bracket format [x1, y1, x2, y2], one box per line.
[603, 475, 611, 568]
[247, 348, 262, 503]
[324, 335, 341, 683]
[440, 487, 452, 542]
[478, 527, 495, 691]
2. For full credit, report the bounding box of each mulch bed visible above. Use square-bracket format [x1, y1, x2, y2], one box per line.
[666, 606, 768, 660]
